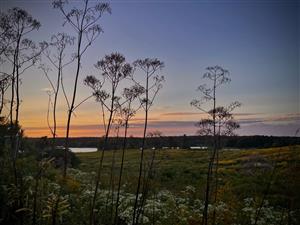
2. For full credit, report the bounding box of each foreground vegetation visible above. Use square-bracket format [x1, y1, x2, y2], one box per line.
[1, 142, 299, 225]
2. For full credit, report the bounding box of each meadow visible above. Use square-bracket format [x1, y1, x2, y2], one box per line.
[77, 146, 300, 202]
[1, 135, 299, 224]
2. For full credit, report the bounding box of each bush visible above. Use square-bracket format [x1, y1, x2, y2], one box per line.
[41, 147, 81, 169]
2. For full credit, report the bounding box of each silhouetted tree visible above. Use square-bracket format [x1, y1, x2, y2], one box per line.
[1, 8, 43, 128]
[132, 58, 164, 225]
[0, 116, 9, 149]
[0, 10, 13, 59]
[52, 0, 111, 177]
[0, 75, 10, 115]
[147, 130, 163, 138]
[147, 130, 164, 149]
[0, 12, 13, 113]
[0, 10, 45, 225]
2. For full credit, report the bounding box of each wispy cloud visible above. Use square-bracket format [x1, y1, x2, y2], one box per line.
[160, 112, 205, 116]
[239, 113, 300, 125]
[25, 121, 195, 131]
[233, 113, 265, 116]
[40, 87, 53, 92]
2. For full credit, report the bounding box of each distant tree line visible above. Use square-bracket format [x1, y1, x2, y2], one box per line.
[28, 135, 300, 150]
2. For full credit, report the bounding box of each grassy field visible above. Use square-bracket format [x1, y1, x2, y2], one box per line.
[76, 146, 300, 201]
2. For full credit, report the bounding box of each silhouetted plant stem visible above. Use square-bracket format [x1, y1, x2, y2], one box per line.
[15, 46, 20, 126]
[107, 141, 117, 224]
[15, 39, 20, 126]
[0, 87, 4, 114]
[133, 75, 149, 225]
[212, 126, 221, 225]
[202, 78, 217, 225]
[114, 119, 129, 225]
[136, 147, 156, 224]
[90, 108, 113, 225]
[191, 66, 239, 225]
[9, 71, 14, 127]
[132, 58, 164, 225]
[53, 0, 111, 178]
[85, 53, 132, 225]
[112, 84, 144, 225]
[51, 50, 63, 146]
[64, 32, 82, 177]
[10, 57, 17, 185]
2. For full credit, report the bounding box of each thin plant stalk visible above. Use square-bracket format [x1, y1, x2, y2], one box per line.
[132, 74, 149, 225]
[114, 119, 129, 225]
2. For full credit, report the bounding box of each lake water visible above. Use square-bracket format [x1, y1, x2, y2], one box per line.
[70, 147, 97, 153]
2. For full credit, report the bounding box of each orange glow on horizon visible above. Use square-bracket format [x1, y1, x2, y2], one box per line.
[20, 108, 208, 137]
[23, 124, 197, 138]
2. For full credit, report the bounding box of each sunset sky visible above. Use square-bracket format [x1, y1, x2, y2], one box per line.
[1, 0, 299, 137]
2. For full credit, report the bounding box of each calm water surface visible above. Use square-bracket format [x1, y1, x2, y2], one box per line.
[70, 147, 97, 153]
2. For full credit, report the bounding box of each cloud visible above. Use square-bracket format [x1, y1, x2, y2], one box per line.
[160, 112, 205, 116]
[161, 112, 264, 117]
[239, 113, 300, 125]
[130, 117, 160, 122]
[233, 113, 265, 116]
[40, 87, 53, 92]
[25, 121, 195, 131]
[159, 111, 300, 125]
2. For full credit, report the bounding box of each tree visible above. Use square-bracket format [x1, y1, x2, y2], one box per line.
[147, 130, 164, 149]
[0, 8, 43, 127]
[147, 130, 163, 138]
[0, 9, 45, 225]
[0, 11, 45, 223]
[0, 11, 13, 112]
[52, 0, 111, 177]
[0, 10, 13, 60]
[84, 52, 132, 225]
[0, 75, 10, 115]
[131, 58, 164, 225]
[0, 116, 9, 150]
[191, 66, 239, 225]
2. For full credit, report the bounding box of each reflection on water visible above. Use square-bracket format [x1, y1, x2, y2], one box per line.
[70, 147, 97, 153]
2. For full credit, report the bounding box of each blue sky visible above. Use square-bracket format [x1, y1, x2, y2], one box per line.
[1, 0, 299, 136]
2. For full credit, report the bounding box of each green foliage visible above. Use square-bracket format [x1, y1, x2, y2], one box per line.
[1, 142, 299, 224]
